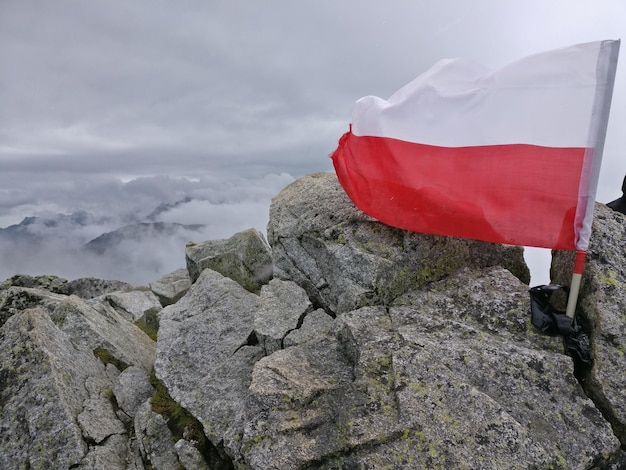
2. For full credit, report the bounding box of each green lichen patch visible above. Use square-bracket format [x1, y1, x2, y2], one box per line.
[134, 319, 158, 342]
[92, 347, 129, 371]
[148, 371, 213, 459]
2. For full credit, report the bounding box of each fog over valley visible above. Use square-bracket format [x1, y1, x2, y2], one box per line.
[0, 173, 294, 284]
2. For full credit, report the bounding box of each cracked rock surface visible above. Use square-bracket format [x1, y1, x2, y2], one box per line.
[552, 204, 626, 450]
[0, 278, 162, 468]
[0, 307, 122, 468]
[154, 173, 624, 469]
[267, 172, 531, 314]
[2, 173, 625, 469]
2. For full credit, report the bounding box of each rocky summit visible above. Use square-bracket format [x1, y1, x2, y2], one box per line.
[1, 172, 625, 469]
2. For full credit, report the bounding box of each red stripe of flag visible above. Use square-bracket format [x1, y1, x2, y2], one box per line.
[332, 131, 585, 250]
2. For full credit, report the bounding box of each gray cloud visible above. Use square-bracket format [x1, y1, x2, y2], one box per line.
[0, 173, 293, 283]
[1, 0, 624, 284]
[0, 172, 293, 221]
[3, 1, 622, 179]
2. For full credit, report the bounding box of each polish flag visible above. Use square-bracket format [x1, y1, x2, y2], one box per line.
[331, 40, 619, 252]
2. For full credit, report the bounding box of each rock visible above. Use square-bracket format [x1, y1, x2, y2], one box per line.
[0, 278, 159, 468]
[175, 439, 209, 470]
[155, 264, 618, 468]
[552, 203, 626, 447]
[155, 268, 264, 449]
[0, 286, 67, 328]
[267, 172, 530, 314]
[592, 449, 626, 470]
[106, 289, 162, 338]
[135, 400, 180, 470]
[185, 228, 273, 291]
[150, 268, 191, 306]
[388, 268, 618, 469]
[56, 277, 134, 299]
[50, 294, 156, 372]
[126, 439, 147, 470]
[4, 174, 626, 468]
[237, 267, 618, 469]
[283, 308, 336, 347]
[73, 434, 130, 470]
[106, 290, 162, 323]
[113, 366, 154, 419]
[77, 375, 126, 443]
[1, 273, 68, 291]
[151, 174, 624, 469]
[243, 336, 356, 469]
[255, 279, 313, 354]
[0, 307, 125, 468]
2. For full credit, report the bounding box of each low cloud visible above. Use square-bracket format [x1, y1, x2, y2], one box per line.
[0, 172, 296, 284]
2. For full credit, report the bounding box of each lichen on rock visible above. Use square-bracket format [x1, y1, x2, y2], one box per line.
[552, 204, 626, 449]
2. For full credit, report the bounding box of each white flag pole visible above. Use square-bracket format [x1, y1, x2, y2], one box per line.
[565, 250, 587, 318]
[566, 40, 620, 319]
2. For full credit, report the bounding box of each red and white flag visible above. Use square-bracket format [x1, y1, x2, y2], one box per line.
[331, 40, 620, 251]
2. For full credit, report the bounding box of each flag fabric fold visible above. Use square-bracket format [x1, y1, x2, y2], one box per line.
[331, 40, 620, 250]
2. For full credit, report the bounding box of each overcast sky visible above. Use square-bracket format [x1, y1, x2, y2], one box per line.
[1, 1, 624, 284]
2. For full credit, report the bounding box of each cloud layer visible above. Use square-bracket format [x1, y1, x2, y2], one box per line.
[0, 173, 294, 284]
[1, 1, 624, 285]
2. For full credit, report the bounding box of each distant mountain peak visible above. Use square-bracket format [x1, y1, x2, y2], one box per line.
[146, 196, 194, 221]
[82, 221, 205, 255]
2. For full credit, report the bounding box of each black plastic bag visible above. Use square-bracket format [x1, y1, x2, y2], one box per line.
[529, 285, 592, 365]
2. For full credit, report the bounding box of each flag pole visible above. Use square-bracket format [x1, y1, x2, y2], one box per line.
[565, 40, 620, 318]
[565, 250, 587, 318]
